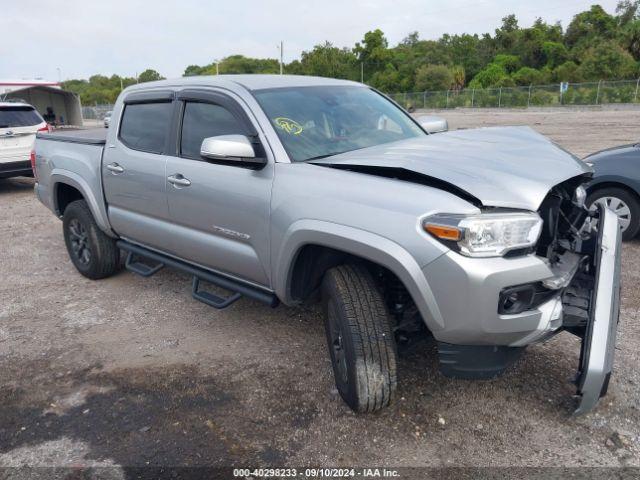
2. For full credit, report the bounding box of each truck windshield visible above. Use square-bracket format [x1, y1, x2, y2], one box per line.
[253, 86, 425, 162]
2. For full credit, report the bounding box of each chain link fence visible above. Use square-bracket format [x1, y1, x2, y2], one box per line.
[387, 79, 640, 109]
[81, 104, 114, 120]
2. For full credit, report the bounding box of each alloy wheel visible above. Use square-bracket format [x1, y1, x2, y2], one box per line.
[68, 218, 92, 265]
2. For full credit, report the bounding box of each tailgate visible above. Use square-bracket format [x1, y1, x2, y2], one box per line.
[574, 206, 622, 414]
[0, 126, 37, 163]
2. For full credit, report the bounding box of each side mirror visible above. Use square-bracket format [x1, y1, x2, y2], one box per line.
[416, 115, 448, 134]
[200, 135, 266, 167]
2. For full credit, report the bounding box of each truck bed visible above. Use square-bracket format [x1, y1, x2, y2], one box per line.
[36, 128, 107, 145]
[34, 127, 111, 232]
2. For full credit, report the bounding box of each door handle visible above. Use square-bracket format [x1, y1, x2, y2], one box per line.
[106, 163, 124, 174]
[167, 174, 192, 187]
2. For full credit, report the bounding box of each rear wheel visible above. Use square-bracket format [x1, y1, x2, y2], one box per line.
[321, 264, 397, 412]
[63, 200, 120, 279]
[587, 187, 640, 241]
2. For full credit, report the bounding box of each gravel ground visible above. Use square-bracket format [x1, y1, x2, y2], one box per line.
[0, 108, 639, 476]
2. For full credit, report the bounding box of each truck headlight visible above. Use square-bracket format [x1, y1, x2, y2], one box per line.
[423, 212, 543, 257]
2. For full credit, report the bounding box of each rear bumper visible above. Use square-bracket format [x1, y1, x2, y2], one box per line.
[0, 160, 32, 179]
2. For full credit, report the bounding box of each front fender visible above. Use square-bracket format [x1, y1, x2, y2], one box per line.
[274, 219, 445, 329]
[51, 169, 115, 237]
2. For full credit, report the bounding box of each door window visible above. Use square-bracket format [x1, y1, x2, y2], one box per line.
[180, 102, 245, 159]
[119, 102, 172, 154]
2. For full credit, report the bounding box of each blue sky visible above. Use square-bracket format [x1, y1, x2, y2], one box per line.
[2, 0, 621, 81]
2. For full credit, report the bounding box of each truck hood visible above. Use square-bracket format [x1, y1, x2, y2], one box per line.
[311, 126, 590, 211]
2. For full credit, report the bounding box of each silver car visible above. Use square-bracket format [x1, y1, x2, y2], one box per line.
[33, 75, 621, 414]
[103, 111, 112, 128]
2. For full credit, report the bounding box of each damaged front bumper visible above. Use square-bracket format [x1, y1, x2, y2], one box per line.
[426, 204, 621, 414]
[571, 205, 622, 414]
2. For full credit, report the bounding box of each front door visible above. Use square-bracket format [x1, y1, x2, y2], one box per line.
[163, 90, 273, 287]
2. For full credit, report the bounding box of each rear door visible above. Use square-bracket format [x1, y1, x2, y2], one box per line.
[102, 91, 175, 251]
[0, 105, 46, 164]
[163, 89, 274, 287]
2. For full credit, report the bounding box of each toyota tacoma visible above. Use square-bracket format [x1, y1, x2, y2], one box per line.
[33, 75, 621, 414]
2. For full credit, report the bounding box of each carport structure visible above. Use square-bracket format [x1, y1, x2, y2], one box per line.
[0, 81, 83, 126]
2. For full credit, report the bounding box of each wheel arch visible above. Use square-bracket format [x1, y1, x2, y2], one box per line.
[587, 177, 640, 205]
[51, 171, 115, 237]
[274, 220, 445, 330]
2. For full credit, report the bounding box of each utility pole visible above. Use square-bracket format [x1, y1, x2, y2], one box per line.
[279, 41, 284, 75]
[215, 61, 219, 75]
[360, 62, 364, 83]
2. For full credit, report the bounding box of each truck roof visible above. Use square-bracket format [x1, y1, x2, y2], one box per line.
[123, 74, 362, 93]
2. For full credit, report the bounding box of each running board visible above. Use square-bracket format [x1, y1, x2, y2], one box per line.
[117, 240, 279, 309]
[125, 251, 164, 277]
[192, 277, 242, 309]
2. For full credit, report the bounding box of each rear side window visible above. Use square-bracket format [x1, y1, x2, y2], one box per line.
[0, 106, 43, 127]
[119, 102, 172, 154]
[180, 102, 245, 159]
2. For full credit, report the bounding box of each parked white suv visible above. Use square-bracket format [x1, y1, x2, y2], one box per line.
[0, 102, 50, 178]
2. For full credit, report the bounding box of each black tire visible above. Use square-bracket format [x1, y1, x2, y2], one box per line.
[321, 264, 397, 412]
[587, 187, 640, 241]
[62, 200, 120, 279]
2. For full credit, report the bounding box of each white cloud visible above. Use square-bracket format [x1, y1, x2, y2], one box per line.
[1, 0, 621, 80]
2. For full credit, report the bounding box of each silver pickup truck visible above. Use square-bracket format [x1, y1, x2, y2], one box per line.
[34, 75, 621, 415]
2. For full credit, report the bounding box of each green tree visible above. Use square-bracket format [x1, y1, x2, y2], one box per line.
[138, 69, 164, 83]
[183, 65, 208, 76]
[369, 65, 402, 92]
[414, 64, 454, 91]
[451, 65, 466, 90]
[439, 33, 489, 81]
[621, 20, 640, 59]
[577, 40, 638, 79]
[616, 0, 640, 25]
[565, 5, 617, 47]
[354, 29, 390, 63]
[469, 63, 512, 88]
[512, 66, 544, 85]
[552, 61, 582, 82]
[542, 41, 569, 68]
[492, 54, 521, 73]
[299, 42, 358, 79]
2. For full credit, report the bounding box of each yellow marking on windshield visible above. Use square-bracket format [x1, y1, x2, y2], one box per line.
[274, 117, 303, 135]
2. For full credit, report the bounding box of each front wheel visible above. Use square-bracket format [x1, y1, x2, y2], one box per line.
[587, 187, 640, 241]
[62, 200, 120, 279]
[321, 264, 397, 412]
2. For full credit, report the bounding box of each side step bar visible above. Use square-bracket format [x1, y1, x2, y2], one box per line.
[117, 240, 279, 309]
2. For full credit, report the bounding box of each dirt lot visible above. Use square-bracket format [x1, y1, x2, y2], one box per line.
[1, 108, 639, 476]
